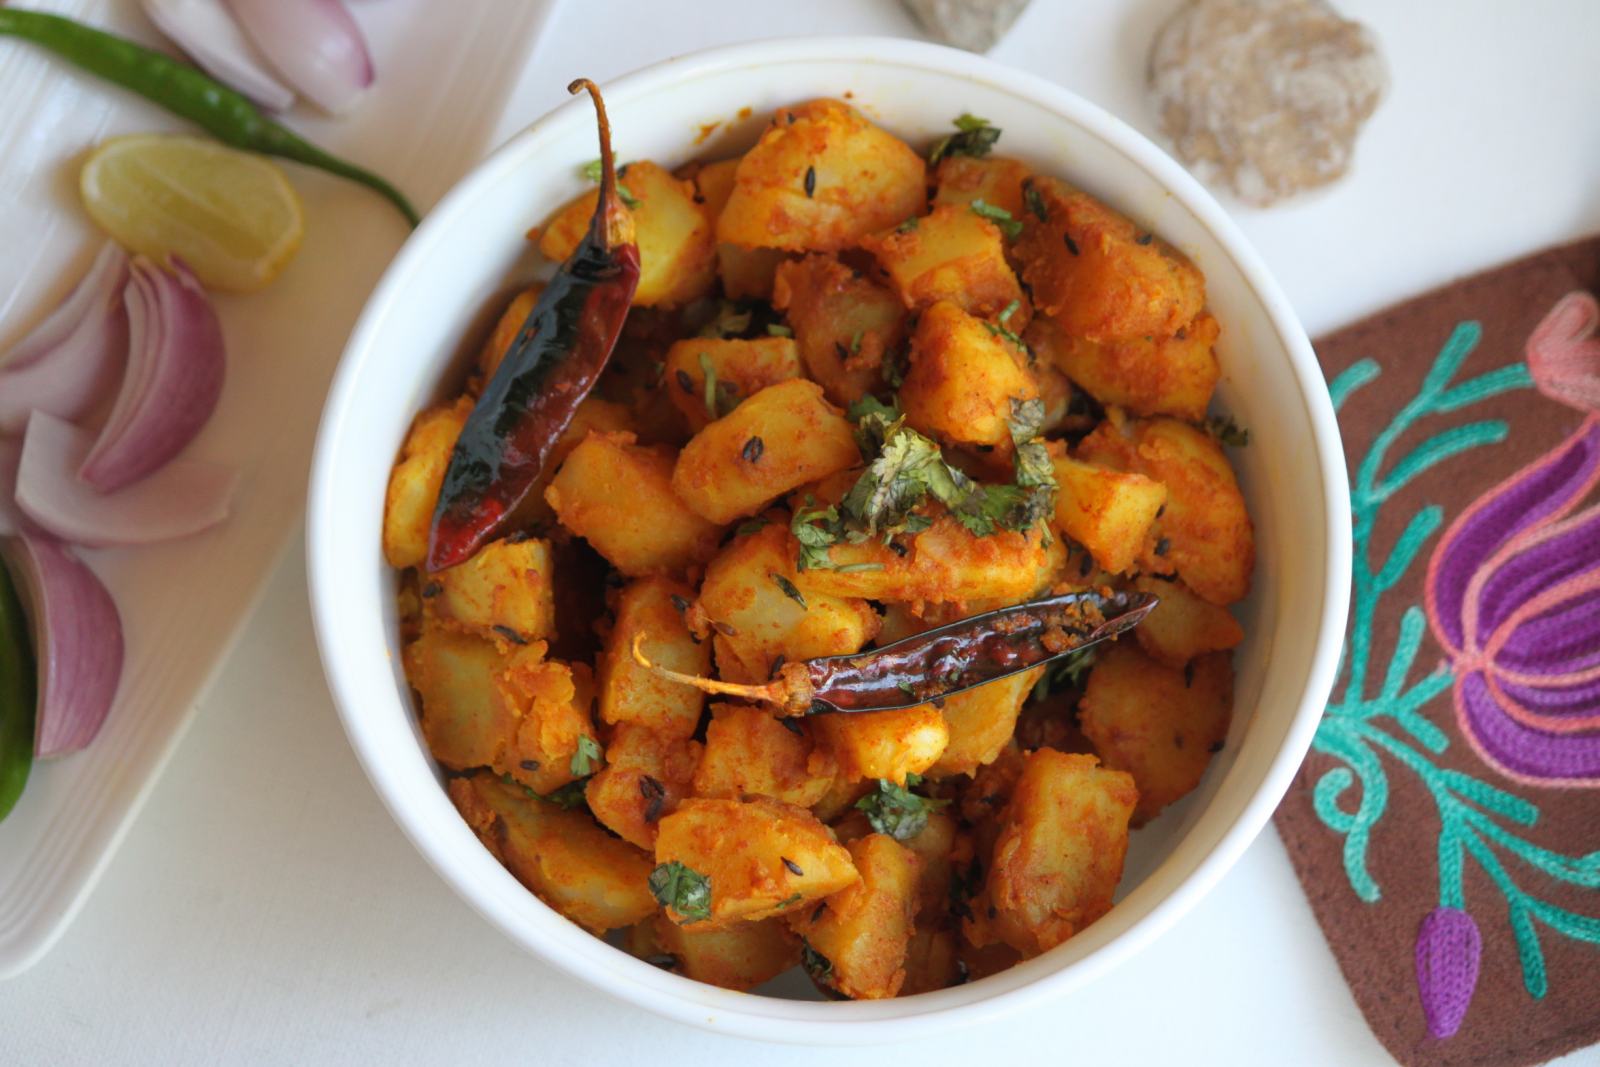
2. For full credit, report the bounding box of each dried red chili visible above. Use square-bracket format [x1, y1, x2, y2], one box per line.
[426, 78, 640, 572]
[632, 588, 1158, 715]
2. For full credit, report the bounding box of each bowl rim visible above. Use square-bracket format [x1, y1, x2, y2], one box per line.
[307, 33, 1352, 1044]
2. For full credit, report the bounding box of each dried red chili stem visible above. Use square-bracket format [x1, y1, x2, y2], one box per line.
[426, 78, 640, 572]
[634, 589, 1158, 716]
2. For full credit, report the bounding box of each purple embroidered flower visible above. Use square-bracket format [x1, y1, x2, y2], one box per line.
[1415, 907, 1483, 1039]
[1425, 292, 1600, 786]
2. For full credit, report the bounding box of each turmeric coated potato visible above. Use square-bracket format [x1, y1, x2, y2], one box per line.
[1130, 573, 1244, 668]
[672, 379, 861, 525]
[1028, 310, 1220, 421]
[1050, 454, 1167, 575]
[1079, 642, 1233, 823]
[539, 160, 716, 307]
[654, 796, 859, 926]
[383, 395, 471, 569]
[800, 510, 1059, 606]
[772, 254, 908, 406]
[585, 723, 702, 849]
[694, 703, 837, 807]
[932, 154, 1033, 219]
[898, 300, 1038, 448]
[927, 668, 1041, 777]
[545, 431, 724, 576]
[965, 749, 1137, 957]
[449, 775, 655, 933]
[635, 913, 800, 992]
[900, 927, 963, 995]
[696, 520, 879, 683]
[862, 203, 1026, 321]
[597, 576, 710, 738]
[1081, 418, 1254, 604]
[427, 536, 556, 645]
[717, 99, 926, 252]
[663, 336, 803, 433]
[787, 833, 920, 999]
[1014, 176, 1204, 342]
[403, 623, 517, 773]
[812, 705, 949, 785]
[694, 157, 788, 299]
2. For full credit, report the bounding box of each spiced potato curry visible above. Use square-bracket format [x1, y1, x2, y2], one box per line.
[384, 97, 1254, 1000]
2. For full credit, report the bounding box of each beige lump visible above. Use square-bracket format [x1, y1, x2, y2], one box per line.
[1148, 0, 1386, 206]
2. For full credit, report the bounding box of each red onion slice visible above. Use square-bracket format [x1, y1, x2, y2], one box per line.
[0, 440, 25, 538]
[0, 243, 129, 434]
[2, 533, 124, 758]
[142, 0, 296, 111]
[79, 256, 226, 493]
[225, 0, 374, 114]
[17, 412, 237, 547]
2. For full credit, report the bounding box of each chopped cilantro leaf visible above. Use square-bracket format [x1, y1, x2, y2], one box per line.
[649, 861, 712, 922]
[1203, 414, 1251, 447]
[928, 113, 1002, 165]
[1023, 181, 1048, 221]
[970, 198, 1022, 238]
[570, 734, 603, 777]
[855, 778, 950, 841]
[735, 517, 770, 537]
[539, 778, 590, 811]
[766, 323, 793, 337]
[791, 500, 843, 571]
[579, 158, 640, 208]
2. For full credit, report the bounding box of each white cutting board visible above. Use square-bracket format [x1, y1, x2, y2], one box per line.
[0, 0, 556, 977]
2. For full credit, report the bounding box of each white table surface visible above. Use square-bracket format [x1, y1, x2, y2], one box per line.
[5, 1, 1599, 1063]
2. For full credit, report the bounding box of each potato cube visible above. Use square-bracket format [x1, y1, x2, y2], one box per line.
[931, 154, 1033, 219]
[1050, 455, 1167, 575]
[539, 160, 716, 307]
[1079, 643, 1233, 823]
[862, 203, 1025, 320]
[654, 797, 859, 926]
[1027, 310, 1219, 421]
[545, 431, 723, 576]
[803, 511, 1058, 606]
[672, 379, 861, 524]
[717, 99, 926, 252]
[662, 336, 802, 433]
[597, 576, 711, 738]
[1132, 418, 1254, 605]
[640, 913, 800, 992]
[695, 157, 789, 300]
[812, 705, 948, 785]
[383, 395, 471, 569]
[898, 300, 1038, 448]
[1014, 177, 1203, 342]
[809, 775, 873, 824]
[1131, 574, 1244, 668]
[900, 927, 962, 995]
[448, 775, 655, 933]
[965, 749, 1137, 957]
[928, 668, 1041, 777]
[693, 703, 837, 808]
[585, 723, 702, 849]
[772, 254, 908, 406]
[839, 809, 959, 922]
[697, 522, 879, 683]
[428, 536, 556, 644]
[692, 157, 739, 215]
[403, 628, 594, 795]
[475, 283, 543, 383]
[516, 396, 637, 527]
[787, 833, 919, 999]
[403, 625, 516, 772]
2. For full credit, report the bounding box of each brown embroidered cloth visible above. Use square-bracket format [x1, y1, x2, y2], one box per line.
[1274, 237, 1600, 1067]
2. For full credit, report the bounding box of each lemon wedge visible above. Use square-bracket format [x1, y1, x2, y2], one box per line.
[80, 134, 304, 292]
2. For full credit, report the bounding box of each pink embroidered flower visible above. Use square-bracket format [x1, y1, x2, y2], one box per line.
[1425, 293, 1600, 786]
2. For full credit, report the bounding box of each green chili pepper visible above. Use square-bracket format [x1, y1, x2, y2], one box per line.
[0, 8, 419, 226]
[0, 559, 36, 823]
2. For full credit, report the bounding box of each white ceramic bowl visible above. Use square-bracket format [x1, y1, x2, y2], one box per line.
[308, 36, 1351, 1044]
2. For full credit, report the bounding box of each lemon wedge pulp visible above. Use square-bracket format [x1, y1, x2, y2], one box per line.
[80, 134, 304, 293]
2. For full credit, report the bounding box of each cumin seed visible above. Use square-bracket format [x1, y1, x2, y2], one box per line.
[782, 857, 804, 876]
[742, 436, 765, 462]
[804, 165, 816, 198]
[675, 369, 695, 395]
[1064, 233, 1079, 255]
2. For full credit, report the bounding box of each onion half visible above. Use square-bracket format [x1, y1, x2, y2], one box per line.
[142, 0, 297, 111]
[17, 412, 237, 547]
[2, 533, 124, 758]
[225, 0, 374, 114]
[80, 256, 226, 493]
[0, 243, 129, 434]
